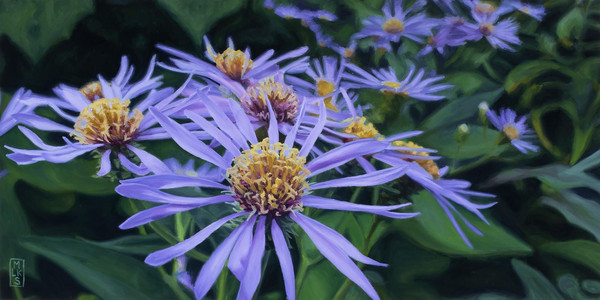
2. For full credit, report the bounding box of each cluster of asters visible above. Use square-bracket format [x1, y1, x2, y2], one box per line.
[267, 0, 545, 55]
[0, 2, 539, 300]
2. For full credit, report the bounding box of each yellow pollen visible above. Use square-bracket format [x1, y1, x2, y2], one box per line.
[428, 35, 436, 46]
[227, 138, 309, 216]
[393, 140, 440, 179]
[503, 125, 520, 140]
[381, 81, 409, 97]
[344, 48, 355, 58]
[213, 48, 254, 81]
[383, 81, 402, 89]
[315, 79, 339, 112]
[520, 6, 530, 13]
[71, 98, 143, 145]
[474, 2, 496, 14]
[79, 81, 104, 102]
[479, 22, 494, 36]
[382, 18, 405, 34]
[343, 117, 380, 140]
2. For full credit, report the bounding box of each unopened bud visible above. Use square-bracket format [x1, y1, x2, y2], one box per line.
[478, 101, 489, 123]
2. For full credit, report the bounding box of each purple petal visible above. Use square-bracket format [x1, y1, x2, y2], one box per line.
[306, 139, 389, 177]
[271, 220, 295, 300]
[302, 195, 418, 219]
[265, 95, 279, 144]
[203, 95, 248, 150]
[145, 211, 247, 266]
[237, 216, 267, 300]
[127, 145, 171, 174]
[118, 153, 150, 175]
[299, 99, 326, 157]
[311, 166, 407, 190]
[15, 113, 73, 132]
[122, 174, 227, 190]
[228, 216, 255, 280]
[116, 183, 234, 205]
[119, 203, 200, 229]
[184, 110, 241, 157]
[97, 150, 112, 176]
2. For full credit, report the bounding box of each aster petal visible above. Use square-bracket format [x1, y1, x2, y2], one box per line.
[127, 145, 171, 174]
[41, 143, 102, 163]
[237, 216, 267, 300]
[185, 110, 241, 157]
[311, 166, 407, 189]
[291, 213, 380, 300]
[203, 95, 248, 150]
[149, 107, 228, 169]
[228, 99, 258, 145]
[16, 126, 61, 150]
[302, 195, 418, 219]
[284, 100, 307, 148]
[306, 139, 389, 177]
[271, 220, 295, 300]
[118, 153, 150, 176]
[116, 183, 234, 205]
[97, 150, 112, 176]
[121, 174, 227, 190]
[194, 215, 254, 299]
[145, 211, 247, 266]
[119, 203, 200, 229]
[299, 99, 326, 157]
[265, 95, 279, 144]
[14, 113, 73, 133]
[228, 217, 255, 280]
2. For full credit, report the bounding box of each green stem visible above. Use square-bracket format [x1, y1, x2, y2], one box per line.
[128, 199, 147, 235]
[157, 266, 191, 300]
[349, 187, 363, 204]
[295, 256, 311, 292]
[13, 287, 23, 300]
[216, 268, 229, 300]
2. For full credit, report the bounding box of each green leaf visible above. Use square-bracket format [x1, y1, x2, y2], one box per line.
[504, 61, 573, 93]
[20, 236, 180, 300]
[557, 7, 585, 41]
[540, 240, 600, 277]
[417, 125, 509, 160]
[0, 0, 94, 63]
[156, 0, 245, 47]
[396, 191, 532, 256]
[82, 234, 170, 256]
[421, 88, 503, 131]
[542, 190, 600, 242]
[511, 259, 563, 300]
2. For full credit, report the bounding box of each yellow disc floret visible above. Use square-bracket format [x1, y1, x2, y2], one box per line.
[227, 138, 308, 216]
[79, 81, 104, 102]
[343, 117, 381, 140]
[382, 18, 405, 34]
[479, 22, 494, 36]
[71, 98, 143, 146]
[393, 140, 440, 179]
[503, 125, 520, 140]
[315, 79, 339, 112]
[213, 48, 254, 81]
[474, 2, 496, 14]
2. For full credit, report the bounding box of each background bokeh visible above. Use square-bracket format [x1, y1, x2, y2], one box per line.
[1, 0, 599, 299]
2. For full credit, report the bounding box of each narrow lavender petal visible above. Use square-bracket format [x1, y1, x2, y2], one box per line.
[42, 144, 101, 163]
[194, 216, 253, 299]
[116, 183, 234, 205]
[145, 211, 247, 266]
[97, 150, 112, 176]
[228, 217, 255, 280]
[122, 174, 227, 190]
[299, 213, 390, 267]
[271, 220, 295, 300]
[302, 195, 418, 219]
[291, 213, 380, 300]
[17, 126, 60, 150]
[311, 166, 407, 190]
[435, 194, 473, 248]
[118, 153, 150, 175]
[53, 84, 89, 111]
[356, 156, 376, 173]
[284, 99, 306, 148]
[237, 216, 267, 300]
[299, 100, 326, 157]
[185, 110, 241, 157]
[149, 107, 228, 169]
[202, 95, 248, 150]
[15, 113, 73, 132]
[265, 96, 279, 144]
[228, 100, 258, 145]
[48, 103, 78, 122]
[382, 131, 424, 142]
[127, 145, 171, 174]
[119, 203, 200, 229]
[306, 139, 389, 177]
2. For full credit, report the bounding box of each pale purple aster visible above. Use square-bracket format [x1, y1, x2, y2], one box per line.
[461, 0, 501, 17]
[274, 6, 315, 25]
[432, 0, 458, 13]
[157, 37, 308, 89]
[0, 88, 35, 137]
[285, 56, 346, 102]
[343, 64, 452, 101]
[418, 17, 481, 56]
[503, 0, 546, 21]
[355, 0, 438, 44]
[116, 99, 418, 300]
[5, 56, 193, 176]
[464, 12, 521, 51]
[329, 39, 358, 59]
[486, 108, 539, 154]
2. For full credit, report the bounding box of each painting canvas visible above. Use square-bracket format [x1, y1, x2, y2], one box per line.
[1, 0, 599, 299]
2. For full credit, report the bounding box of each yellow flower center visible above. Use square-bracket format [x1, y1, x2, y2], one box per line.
[427, 35, 436, 46]
[344, 48, 355, 59]
[244, 77, 299, 123]
[520, 6, 530, 13]
[479, 22, 494, 36]
[381, 81, 409, 97]
[315, 79, 339, 112]
[474, 2, 496, 14]
[343, 117, 380, 140]
[503, 125, 520, 140]
[214, 48, 254, 81]
[79, 81, 104, 102]
[382, 18, 405, 34]
[227, 138, 308, 216]
[393, 140, 440, 179]
[71, 98, 143, 146]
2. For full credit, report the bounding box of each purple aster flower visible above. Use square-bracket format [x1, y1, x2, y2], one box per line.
[418, 17, 480, 56]
[355, 0, 438, 45]
[343, 64, 452, 101]
[432, 0, 458, 13]
[157, 37, 308, 89]
[329, 39, 358, 59]
[461, 0, 500, 17]
[464, 12, 521, 51]
[503, 0, 546, 21]
[116, 98, 418, 300]
[5, 56, 192, 176]
[0, 88, 35, 137]
[286, 56, 346, 111]
[486, 108, 539, 154]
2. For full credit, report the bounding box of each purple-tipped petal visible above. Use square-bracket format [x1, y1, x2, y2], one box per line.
[271, 220, 295, 300]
